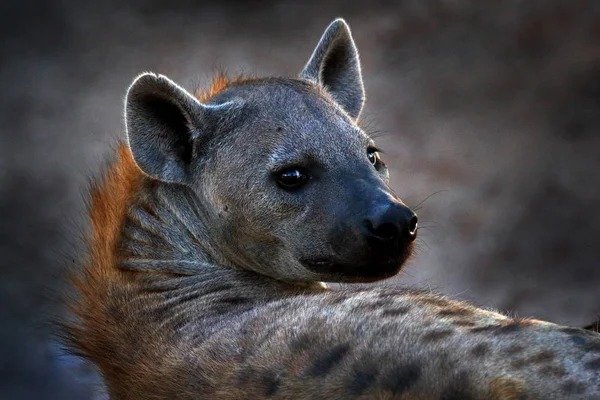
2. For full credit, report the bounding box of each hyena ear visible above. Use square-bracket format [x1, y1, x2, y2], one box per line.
[300, 18, 365, 120]
[125, 73, 241, 184]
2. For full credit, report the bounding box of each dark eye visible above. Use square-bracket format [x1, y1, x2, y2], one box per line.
[367, 149, 379, 167]
[276, 168, 309, 190]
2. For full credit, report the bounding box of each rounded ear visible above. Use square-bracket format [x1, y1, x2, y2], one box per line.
[125, 73, 241, 184]
[300, 18, 365, 121]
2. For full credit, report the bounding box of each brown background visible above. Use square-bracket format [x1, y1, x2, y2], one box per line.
[1, 1, 599, 398]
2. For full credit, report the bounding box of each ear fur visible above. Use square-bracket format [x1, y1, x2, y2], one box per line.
[125, 73, 240, 184]
[300, 18, 365, 120]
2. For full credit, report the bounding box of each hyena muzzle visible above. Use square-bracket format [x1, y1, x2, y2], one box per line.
[64, 18, 600, 400]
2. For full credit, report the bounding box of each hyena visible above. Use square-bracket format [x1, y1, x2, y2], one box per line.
[65, 19, 600, 399]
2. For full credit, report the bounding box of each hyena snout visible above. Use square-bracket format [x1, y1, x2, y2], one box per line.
[313, 189, 418, 283]
[363, 202, 418, 244]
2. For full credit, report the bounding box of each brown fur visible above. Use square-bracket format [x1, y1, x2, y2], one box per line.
[489, 378, 527, 400]
[73, 73, 237, 310]
[66, 143, 143, 387]
[69, 143, 142, 341]
[194, 72, 251, 103]
[66, 77, 243, 391]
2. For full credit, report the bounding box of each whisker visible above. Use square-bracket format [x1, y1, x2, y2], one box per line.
[410, 189, 449, 210]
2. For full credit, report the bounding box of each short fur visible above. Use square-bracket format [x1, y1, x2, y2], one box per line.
[65, 19, 600, 399]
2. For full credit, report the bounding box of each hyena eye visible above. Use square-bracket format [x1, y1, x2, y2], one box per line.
[367, 148, 380, 167]
[276, 168, 309, 190]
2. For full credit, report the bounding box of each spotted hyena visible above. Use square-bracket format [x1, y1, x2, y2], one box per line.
[64, 18, 600, 399]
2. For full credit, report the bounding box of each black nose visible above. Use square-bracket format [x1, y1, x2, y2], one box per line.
[364, 203, 418, 242]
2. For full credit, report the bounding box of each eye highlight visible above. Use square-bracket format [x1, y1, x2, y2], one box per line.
[275, 168, 309, 190]
[367, 148, 380, 167]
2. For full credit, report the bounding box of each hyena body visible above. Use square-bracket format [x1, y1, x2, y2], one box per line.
[66, 19, 600, 399]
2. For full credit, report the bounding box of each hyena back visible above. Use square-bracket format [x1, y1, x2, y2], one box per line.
[65, 19, 600, 399]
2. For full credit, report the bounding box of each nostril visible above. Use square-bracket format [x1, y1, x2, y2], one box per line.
[367, 221, 399, 241]
[408, 215, 418, 237]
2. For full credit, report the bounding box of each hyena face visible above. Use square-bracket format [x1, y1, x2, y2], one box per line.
[125, 20, 417, 283]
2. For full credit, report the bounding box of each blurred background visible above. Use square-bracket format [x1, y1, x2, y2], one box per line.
[1, 0, 599, 398]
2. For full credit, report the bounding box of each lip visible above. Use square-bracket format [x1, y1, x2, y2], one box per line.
[303, 259, 336, 267]
[300, 257, 405, 283]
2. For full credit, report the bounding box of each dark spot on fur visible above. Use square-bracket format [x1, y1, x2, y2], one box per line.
[348, 362, 379, 395]
[529, 350, 555, 364]
[453, 320, 476, 327]
[584, 341, 600, 353]
[290, 333, 313, 353]
[262, 370, 281, 396]
[571, 335, 586, 346]
[306, 343, 350, 376]
[470, 325, 498, 333]
[562, 380, 586, 395]
[561, 327, 600, 343]
[423, 329, 454, 342]
[381, 307, 411, 317]
[470, 325, 496, 333]
[441, 391, 473, 400]
[470, 343, 490, 357]
[375, 299, 394, 307]
[381, 363, 422, 394]
[357, 303, 376, 312]
[441, 371, 474, 400]
[377, 292, 392, 299]
[585, 357, 600, 370]
[495, 322, 523, 335]
[437, 308, 474, 317]
[235, 367, 257, 386]
[219, 296, 250, 305]
[538, 365, 566, 378]
[276, 126, 283, 132]
[511, 350, 555, 369]
[504, 344, 525, 355]
[470, 322, 522, 335]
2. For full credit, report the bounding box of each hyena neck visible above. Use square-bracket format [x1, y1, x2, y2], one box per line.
[118, 180, 229, 275]
[117, 179, 325, 291]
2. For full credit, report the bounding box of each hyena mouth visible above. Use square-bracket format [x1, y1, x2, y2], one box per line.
[304, 259, 335, 267]
[300, 257, 405, 283]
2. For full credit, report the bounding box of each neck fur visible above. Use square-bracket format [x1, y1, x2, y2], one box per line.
[118, 181, 227, 275]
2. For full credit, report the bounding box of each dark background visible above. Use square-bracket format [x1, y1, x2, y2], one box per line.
[1, 1, 599, 398]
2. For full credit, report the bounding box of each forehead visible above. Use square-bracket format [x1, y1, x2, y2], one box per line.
[210, 78, 371, 158]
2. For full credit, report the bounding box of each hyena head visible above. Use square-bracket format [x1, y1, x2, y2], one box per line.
[125, 19, 417, 284]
